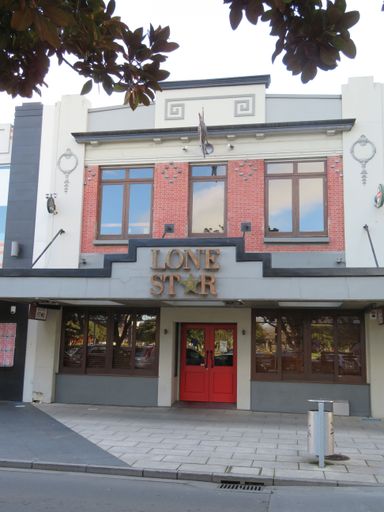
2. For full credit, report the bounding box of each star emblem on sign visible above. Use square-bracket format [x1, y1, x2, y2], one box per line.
[179, 274, 199, 294]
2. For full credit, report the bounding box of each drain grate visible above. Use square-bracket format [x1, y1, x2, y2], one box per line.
[219, 481, 264, 492]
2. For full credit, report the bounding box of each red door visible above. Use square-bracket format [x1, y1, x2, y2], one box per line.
[180, 323, 237, 403]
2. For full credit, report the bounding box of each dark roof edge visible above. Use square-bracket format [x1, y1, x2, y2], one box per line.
[72, 118, 355, 144]
[160, 75, 271, 90]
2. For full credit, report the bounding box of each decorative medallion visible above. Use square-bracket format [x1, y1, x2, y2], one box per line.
[161, 162, 183, 184]
[350, 135, 376, 185]
[234, 160, 258, 182]
[57, 148, 79, 192]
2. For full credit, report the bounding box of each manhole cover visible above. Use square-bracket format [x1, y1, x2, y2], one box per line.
[219, 481, 264, 492]
[325, 454, 350, 461]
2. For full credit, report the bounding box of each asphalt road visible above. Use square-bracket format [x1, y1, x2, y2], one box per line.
[1, 469, 384, 512]
[0, 402, 126, 466]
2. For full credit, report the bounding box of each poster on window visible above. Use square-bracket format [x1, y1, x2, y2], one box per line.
[0, 323, 16, 367]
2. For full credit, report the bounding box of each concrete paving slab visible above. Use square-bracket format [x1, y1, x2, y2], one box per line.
[6, 402, 381, 488]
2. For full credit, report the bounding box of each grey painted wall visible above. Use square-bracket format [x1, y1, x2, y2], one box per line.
[3, 103, 43, 268]
[88, 104, 156, 132]
[251, 381, 370, 416]
[271, 252, 345, 268]
[266, 95, 341, 123]
[55, 374, 158, 406]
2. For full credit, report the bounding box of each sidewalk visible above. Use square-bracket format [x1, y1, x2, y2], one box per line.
[30, 403, 384, 487]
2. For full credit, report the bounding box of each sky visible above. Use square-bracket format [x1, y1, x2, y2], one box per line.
[1, 1, 383, 124]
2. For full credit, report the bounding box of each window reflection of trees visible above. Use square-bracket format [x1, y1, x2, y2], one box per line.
[61, 310, 158, 374]
[254, 312, 364, 381]
[186, 329, 205, 366]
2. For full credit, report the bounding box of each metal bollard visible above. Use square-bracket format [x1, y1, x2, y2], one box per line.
[307, 399, 334, 468]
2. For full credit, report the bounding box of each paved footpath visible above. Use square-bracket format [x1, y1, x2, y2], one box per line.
[35, 403, 384, 486]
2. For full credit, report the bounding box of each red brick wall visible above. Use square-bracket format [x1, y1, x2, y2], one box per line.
[80, 157, 344, 254]
[152, 162, 189, 238]
[226, 156, 344, 252]
[81, 165, 126, 254]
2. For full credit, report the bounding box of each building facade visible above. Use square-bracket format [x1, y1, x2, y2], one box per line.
[1, 75, 384, 415]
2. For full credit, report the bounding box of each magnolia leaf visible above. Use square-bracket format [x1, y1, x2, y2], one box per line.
[11, 8, 34, 31]
[229, 6, 243, 30]
[34, 16, 61, 47]
[106, 0, 116, 16]
[340, 11, 360, 30]
[42, 4, 74, 27]
[80, 79, 93, 95]
[339, 37, 356, 58]
[301, 63, 317, 83]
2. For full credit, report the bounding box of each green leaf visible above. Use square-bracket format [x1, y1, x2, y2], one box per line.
[319, 46, 339, 67]
[229, 6, 243, 30]
[245, 2, 263, 25]
[34, 15, 61, 47]
[113, 83, 127, 92]
[102, 76, 114, 95]
[339, 37, 356, 58]
[11, 8, 34, 31]
[301, 63, 317, 83]
[106, 0, 116, 16]
[41, 3, 74, 27]
[80, 79, 93, 95]
[155, 69, 170, 81]
[334, 0, 347, 13]
[340, 11, 360, 30]
[152, 41, 179, 53]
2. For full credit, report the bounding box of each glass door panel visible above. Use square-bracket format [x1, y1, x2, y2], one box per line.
[213, 329, 234, 367]
[185, 328, 205, 366]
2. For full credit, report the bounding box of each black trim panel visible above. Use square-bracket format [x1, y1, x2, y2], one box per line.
[1, 237, 384, 278]
[72, 119, 355, 144]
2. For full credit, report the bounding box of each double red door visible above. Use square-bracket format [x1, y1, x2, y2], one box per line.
[180, 323, 237, 403]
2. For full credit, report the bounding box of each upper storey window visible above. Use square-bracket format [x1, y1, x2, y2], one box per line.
[98, 167, 153, 239]
[190, 164, 226, 236]
[265, 160, 327, 238]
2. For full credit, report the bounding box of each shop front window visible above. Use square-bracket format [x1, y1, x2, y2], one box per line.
[61, 309, 159, 375]
[266, 160, 327, 238]
[98, 167, 153, 239]
[253, 311, 365, 383]
[255, 316, 278, 375]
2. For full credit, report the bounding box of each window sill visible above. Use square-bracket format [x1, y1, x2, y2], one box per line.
[93, 239, 129, 246]
[264, 236, 329, 244]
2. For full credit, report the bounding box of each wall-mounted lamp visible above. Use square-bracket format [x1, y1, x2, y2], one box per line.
[10, 305, 16, 315]
[46, 193, 57, 214]
[241, 222, 252, 238]
[182, 146, 188, 152]
[227, 143, 234, 150]
[163, 328, 168, 335]
[242, 329, 246, 335]
[10, 241, 20, 257]
[162, 224, 174, 238]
